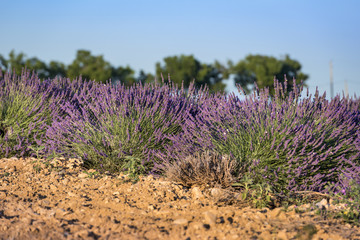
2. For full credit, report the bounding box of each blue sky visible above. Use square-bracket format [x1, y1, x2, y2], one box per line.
[1, 0, 359, 98]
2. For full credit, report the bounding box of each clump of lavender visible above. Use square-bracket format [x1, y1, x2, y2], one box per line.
[0, 69, 65, 158]
[167, 78, 360, 195]
[44, 77, 200, 175]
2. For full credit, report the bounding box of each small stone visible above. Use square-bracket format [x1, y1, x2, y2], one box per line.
[259, 230, 272, 239]
[0, 191, 6, 199]
[277, 229, 288, 240]
[112, 191, 120, 195]
[210, 187, 222, 198]
[62, 178, 69, 185]
[203, 211, 217, 225]
[68, 191, 76, 197]
[78, 173, 88, 179]
[255, 211, 267, 220]
[173, 218, 188, 225]
[55, 208, 67, 217]
[269, 207, 283, 218]
[278, 211, 288, 221]
[146, 175, 154, 181]
[189, 221, 203, 230]
[191, 187, 203, 200]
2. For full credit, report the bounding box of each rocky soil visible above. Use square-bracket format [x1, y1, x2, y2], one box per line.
[0, 157, 360, 240]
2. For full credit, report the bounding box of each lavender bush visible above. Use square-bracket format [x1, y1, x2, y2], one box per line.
[0, 69, 66, 158]
[166, 78, 360, 195]
[44, 78, 201, 175]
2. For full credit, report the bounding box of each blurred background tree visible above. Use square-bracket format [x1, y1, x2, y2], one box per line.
[228, 54, 309, 95]
[67, 50, 112, 83]
[47, 61, 67, 79]
[0, 50, 27, 76]
[0, 50, 66, 80]
[111, 65, 136, 86]
[156, 55, 226, 93]
[0, 50, 309, 96]
[137, 70, 155, 85]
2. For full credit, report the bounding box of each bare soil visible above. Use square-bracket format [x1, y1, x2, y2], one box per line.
[1, 157, 359, 240]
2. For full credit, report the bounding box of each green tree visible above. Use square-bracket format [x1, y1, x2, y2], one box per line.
[156, 55, 226, 93]
[111, 66, 137, 86]
[4, 50, 27, 75]
[137, 70, 154, 85]
[48, 61, 67, 79]
[25, 57, 49, 79]
[67, 50, 112, 83]
[0, 54, 7, 74]
[229, 54, 309, 95]
[0, 50, 53, 79]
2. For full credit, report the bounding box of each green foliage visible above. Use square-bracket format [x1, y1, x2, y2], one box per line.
[2, 50, 27, 76]
[325, 176, 360, 225]
[48, 61, 67, 79]
[137, 70, 155, 84]
[1, 50, 309, 96]
[25, 57, 48, 79]
[0, 50, 153, 87]
[229, 54, 309, 95]
[156, 54, 226, 93]
[0, 50, 66, 80]
[111, 65, 137, 86]
[121, 155, 146, 180]
[234, 173, 274, 208]
[67, 50, 112, 83]
[28, 145, 45, 159]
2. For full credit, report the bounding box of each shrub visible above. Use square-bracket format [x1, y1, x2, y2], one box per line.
[167, 78, 360, 194]
[0, 69, 65, 158]
[163, 150, 240, 188]
[44, 78, 201, 176]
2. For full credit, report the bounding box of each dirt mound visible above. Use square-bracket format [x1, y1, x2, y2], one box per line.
[0, 157, 359, 240]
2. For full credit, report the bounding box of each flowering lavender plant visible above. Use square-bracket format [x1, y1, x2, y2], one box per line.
[167, 78, 360, 195]
[44, 77, 199, 175]
[0, 69, 65, 158]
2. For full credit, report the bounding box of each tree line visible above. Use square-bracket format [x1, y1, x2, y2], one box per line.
[0, 49, 308, 95]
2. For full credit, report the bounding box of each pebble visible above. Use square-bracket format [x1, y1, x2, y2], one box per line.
[210, 188, 222, 198]
[191, 187, 203, 200]
[259, 230, 272, 239]
[173, 218, 188, 225]
[67, 191, 76, 197]
[277, 229, 289, 240]
[78, 173, 88, 179]
[269, 208, 283, 218]
[203, 211, 217, 225]
[189, 221, 203, 230]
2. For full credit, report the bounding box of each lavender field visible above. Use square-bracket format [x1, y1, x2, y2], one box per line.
[1, 69, 359, 223]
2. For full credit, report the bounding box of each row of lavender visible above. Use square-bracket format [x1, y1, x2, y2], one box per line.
[1, 69, 360, 196]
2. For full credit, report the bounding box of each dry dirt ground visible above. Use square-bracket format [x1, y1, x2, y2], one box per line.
[0, 157, 360, 240]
